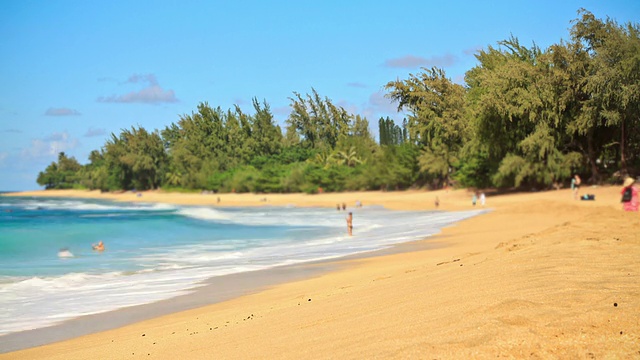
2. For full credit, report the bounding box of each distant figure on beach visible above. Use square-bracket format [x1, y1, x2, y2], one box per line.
[480, 192, 486, 207]
[92, 240, 105, 252]
[571, 174, 581, 200]
[337, 204, 341, 211]
[342, 203, 346, 211]
[355, 200, 362, 208]
[435, 196, 440, 209]
[217, 196, 221, 204]
[621, 177, 638, 211]
[472, 193, 477, 206]
[346, 212, 353, 236]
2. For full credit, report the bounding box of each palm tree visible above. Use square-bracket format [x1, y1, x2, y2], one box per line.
[313, 152, 335, 169]
[335, 146, 362, 167]
[165, 171, 183, 186]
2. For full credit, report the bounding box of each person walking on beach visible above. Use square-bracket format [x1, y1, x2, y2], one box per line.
[621, 177, 639, 211]
[472, 193, 477, 206]
[435, 196, 440, 209]
[480, 192, 486, 207]
[571, 174, 581, 200]
[346, 212, 353, 236]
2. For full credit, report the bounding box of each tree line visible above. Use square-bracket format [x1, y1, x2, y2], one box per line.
[38, 10, 640, 192]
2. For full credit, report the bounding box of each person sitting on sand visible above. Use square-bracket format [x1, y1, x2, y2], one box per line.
[621, 177, 639, 212]
[92, 240, 105, 252]
[346, 212, 353, 236]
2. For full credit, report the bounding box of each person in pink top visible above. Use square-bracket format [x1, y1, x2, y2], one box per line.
[621, 177, 639, 211]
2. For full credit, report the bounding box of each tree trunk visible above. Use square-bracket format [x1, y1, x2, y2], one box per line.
[587, 128, 599, 183]
[620, 117, 627, 176]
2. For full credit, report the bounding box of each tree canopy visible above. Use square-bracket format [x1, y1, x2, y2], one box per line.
[38, 10, 640, 192]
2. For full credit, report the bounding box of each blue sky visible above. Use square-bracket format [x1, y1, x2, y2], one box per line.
[0, 1, 638, 190]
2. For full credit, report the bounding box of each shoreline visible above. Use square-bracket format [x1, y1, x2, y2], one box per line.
[2, 187, 639, 358]
[0, 228, 442, 353]
[0, 190, 450, 352]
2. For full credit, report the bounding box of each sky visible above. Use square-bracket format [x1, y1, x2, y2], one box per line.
[0, 1, 638, 190]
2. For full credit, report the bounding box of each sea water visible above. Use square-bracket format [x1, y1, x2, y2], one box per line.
[0, 195, 484, 335]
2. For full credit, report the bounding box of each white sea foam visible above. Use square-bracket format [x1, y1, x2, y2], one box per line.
[0, 203, 486, 336]
[20, 199, 176, 212]
[176, 207, 231, 221]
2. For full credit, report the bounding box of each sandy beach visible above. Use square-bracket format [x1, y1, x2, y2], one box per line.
[2, 186, 639, 359]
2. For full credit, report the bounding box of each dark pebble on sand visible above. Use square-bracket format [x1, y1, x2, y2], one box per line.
[614, 302, 618, 307]
[308, 298, 311, 301]
[620, 331, 623, 335]
[142, 334, 145, 337]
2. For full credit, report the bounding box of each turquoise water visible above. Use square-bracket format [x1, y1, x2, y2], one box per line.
[0, 195, 484, 335]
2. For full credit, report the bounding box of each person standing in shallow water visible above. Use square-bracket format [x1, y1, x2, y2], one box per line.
[346, 212, 353, 236]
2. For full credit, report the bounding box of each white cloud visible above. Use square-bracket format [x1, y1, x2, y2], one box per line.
[384, 53, 457, 69]
[21, 131, 80, 159]
[98, 74, 178, 104]
[98, 85, 178, 104]
[84, 127, 107, 137]
[45, 107, 81, 116]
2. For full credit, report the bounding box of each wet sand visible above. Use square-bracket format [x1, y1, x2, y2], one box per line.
[2, 186, 639, 359]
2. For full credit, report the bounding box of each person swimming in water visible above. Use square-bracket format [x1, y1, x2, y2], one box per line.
[92, 240, 105, 252]
[346, 212, 353, 236]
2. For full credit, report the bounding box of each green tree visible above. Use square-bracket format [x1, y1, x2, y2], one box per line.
[385, 67, 467, 186]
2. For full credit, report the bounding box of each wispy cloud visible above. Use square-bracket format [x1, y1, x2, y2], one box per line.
[21, 131, 80, 159]
[367, 90, 400, 113]
[45, 107, 81, 116]
[453, 74, 466, 85]
[123, 74, 159, 85]
[84, 127, 107, 137]
[272, 106, 290, 117]
[3, 129, 22, 133]
[383, 53, 457, 69]
[0, 152, 8, 166]
[98, 73, 178, 104]
[347, 82, 367, 88]
[463, 45, 483, 56]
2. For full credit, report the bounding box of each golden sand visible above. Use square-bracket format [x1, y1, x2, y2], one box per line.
[2, 186, 639, 359]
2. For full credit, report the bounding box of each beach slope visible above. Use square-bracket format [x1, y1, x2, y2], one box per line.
[2, 187, 639, 359]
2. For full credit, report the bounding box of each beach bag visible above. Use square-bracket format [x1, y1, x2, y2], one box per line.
[621, 187, 633, 202]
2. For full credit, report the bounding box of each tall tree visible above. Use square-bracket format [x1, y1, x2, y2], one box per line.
[569, 9, 640, 176]
[385, 67, 467, 186]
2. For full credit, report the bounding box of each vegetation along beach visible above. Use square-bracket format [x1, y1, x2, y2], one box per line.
[1, 4, 639, 360]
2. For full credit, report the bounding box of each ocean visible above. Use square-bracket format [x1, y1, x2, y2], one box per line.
[0, 195, 484, 336]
